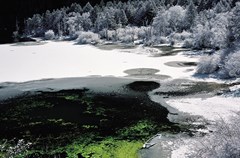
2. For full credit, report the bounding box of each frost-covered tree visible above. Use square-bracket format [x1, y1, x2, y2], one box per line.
[90, 5, 101, 24]
[83, 2, 93, 13]
[144, 0, 158, 24]
[166, 5, 185, 32]
[177, 0, 188, 6]
[60, 9, 68, 36]
[67, 3, 83, 14]
[124, 3, 136, 24]
[210, 12, 230, 49]
[118, 9, 128, 26]
[192, 23, 213, 49]
[51, 9, 64, 35]
[221, 0, 231, 12]
[106, 1, 114, 8]
[94, 8, 118, 32]
[25, 14, 44, 36]
[99, 0, 105, 8]
[43, 10, 53, 31]
[66, 12, 83, 38]
[214, 0, 231, 13]
[94, 13, 105, 32]
[81, 13, 92, 31]
[133, 3, 147, 26]
[158, 0, 166, 8]
[183, 1, 197, 30]
[105, 11, 117, 30]
[230, 2, 240, 41]
[215, 1, 225, 13]
[152, 10, 169, 37]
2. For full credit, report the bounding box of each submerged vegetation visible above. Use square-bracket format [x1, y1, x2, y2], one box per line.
[0, 83, 193, 157]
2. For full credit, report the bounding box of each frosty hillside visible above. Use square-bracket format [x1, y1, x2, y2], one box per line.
[1, 0, 240, 158]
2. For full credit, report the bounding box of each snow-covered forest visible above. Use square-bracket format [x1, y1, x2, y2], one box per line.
[22, 0, 240, 79]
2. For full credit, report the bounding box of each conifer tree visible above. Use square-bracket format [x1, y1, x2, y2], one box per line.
[183, 0, 197, 30]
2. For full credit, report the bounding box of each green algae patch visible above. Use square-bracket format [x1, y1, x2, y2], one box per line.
[65, 137, 142, 158]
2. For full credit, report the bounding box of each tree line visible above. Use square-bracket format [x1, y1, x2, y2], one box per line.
[23, 0, 238, 47]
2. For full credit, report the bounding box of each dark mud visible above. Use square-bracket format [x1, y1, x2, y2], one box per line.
[164, 61, 197, 68]
[155, 80, 229, 98]
[127, 81, 160, 92]
[124, 68, 160, 76]
[152, 46, 189, 57]
[96, 43, 137, 50]
[124, 68, 171, 80]
[11, 41, 47, 46]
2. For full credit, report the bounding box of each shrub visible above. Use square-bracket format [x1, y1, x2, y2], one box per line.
[192, 24, 213, 49]
[44, 30, 55, 40]
[77, 31, 100, 44]
[137, 27, 149, 40]
[183, 38, 193, 48]
[221, 51, 240, 78]
[187, 113, 240, 158]
[107, 30, 117, 41]
[196, 53, 221, 74]
[115, 27, 140, 43]
[99, 29, 116, 41]
[150, 35, 168, 45]
[170, 31, 192, 43]
[68, 31, 82, 40]
[196, 47, 240, 79]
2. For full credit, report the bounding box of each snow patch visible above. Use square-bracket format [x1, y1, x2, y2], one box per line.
[166, 96, 240, 122]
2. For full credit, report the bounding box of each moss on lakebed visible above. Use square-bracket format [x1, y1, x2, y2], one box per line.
[0, 86, 188, 157]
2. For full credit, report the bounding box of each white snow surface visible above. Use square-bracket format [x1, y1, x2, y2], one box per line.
[0, 41, 197, 83]
[166, 97, 240, 122]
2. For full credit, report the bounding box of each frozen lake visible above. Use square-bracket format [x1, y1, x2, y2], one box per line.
[0, 41, 197, 83]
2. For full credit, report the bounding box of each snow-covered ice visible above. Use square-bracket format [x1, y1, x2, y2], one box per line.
[0, 41, 198, 83]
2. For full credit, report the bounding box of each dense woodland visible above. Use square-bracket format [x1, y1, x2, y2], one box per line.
[0, 0, 110, 43]
[23, 0, 238, 45]
[0, 0, 237, 43]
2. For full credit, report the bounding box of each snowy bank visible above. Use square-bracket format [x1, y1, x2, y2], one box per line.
[166, 96, 240, 122]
